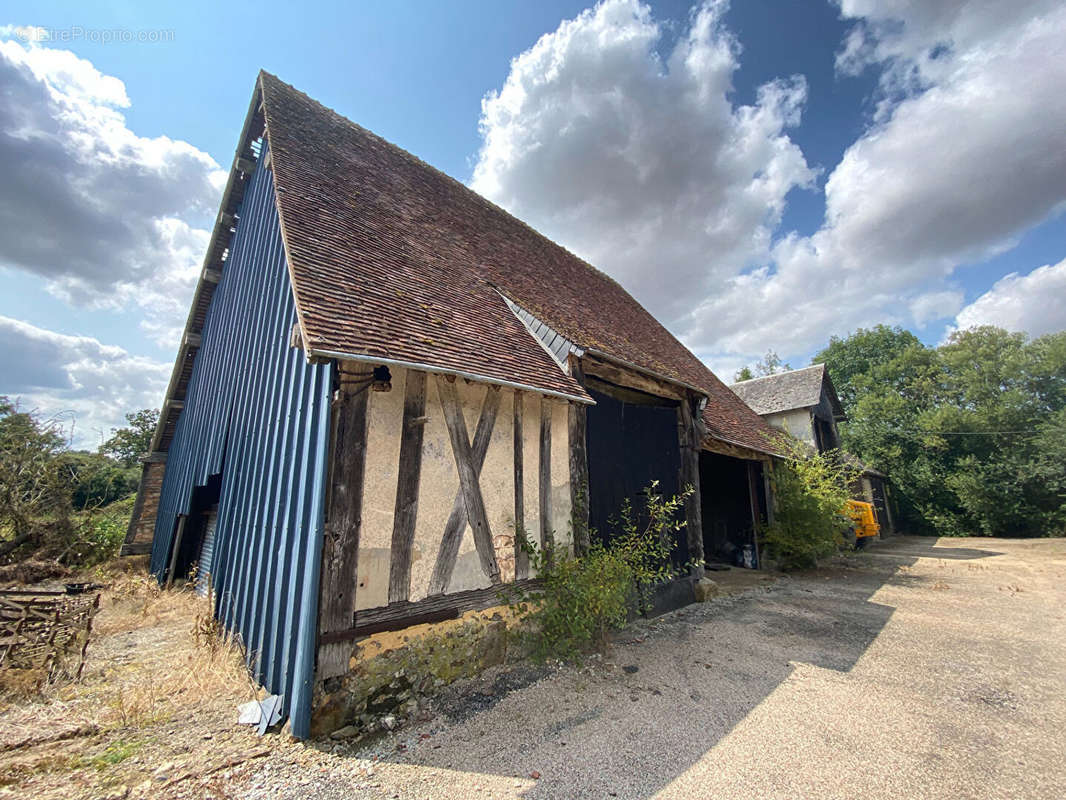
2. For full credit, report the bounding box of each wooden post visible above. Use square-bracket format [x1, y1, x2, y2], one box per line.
[428, 385, 501, 595]
[567, 359, 590, 556]
[317, 379, 369, 679]
[678, 396, 705, 579]
[747, 461, 762, 569]
[165, 515, 188, 589]
[539, 396, 555, 559]
[513, 391, 528, 580]
[763, 461, 775, 527]
[388, 371, 427, 603]
[436, 376, 501, 584]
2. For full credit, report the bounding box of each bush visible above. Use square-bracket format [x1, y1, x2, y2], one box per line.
[760, 437, 858, 570]
[510, 483, 691, 660]
[58, 451, 139, 510]
[68, 496, 135, 566]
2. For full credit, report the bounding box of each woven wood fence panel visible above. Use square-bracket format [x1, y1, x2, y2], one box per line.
[0, 590, 101, 684]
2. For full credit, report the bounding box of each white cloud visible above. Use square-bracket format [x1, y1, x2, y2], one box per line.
[470, 0, 1066, 373]
[0, 36, 225, 348]
[909, 289, 964, 327]
[953, 259, 1066, 337]
[471, 0, 815, 325]
[0, 316, 170, 450]
[686, 1, 1066, 360]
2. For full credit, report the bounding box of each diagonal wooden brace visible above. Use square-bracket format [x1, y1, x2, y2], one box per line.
[433, 377, 502, 590]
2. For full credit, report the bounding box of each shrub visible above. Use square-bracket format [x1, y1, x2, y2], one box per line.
[760, 437, 858, 570]
[510, 482, 691, 660]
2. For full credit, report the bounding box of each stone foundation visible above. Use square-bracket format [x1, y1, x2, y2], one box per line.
[310, 605, 524, 739]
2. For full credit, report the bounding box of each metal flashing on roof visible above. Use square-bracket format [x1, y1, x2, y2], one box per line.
[499, 294, 583, 373]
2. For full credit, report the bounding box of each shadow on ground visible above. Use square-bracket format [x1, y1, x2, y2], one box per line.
[307, 536, 1007, 800]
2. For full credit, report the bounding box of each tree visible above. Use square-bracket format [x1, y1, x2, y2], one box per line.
[734, 350, 791, 382]
[99, 408, 159, 467]
[57, 451, 139, 510]
[813, 325, 921, 411]
[756, 350, 791, 376]
[817, 326, 1066, 537]
[0, 398, 71, 554]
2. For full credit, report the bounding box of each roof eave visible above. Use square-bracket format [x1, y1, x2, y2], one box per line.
[307, 347, 594, 405]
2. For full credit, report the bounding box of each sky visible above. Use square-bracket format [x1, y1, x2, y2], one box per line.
[1, 0, 1064, 448]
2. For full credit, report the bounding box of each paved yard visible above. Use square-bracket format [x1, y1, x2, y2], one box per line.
[226, 535, 1066, 800]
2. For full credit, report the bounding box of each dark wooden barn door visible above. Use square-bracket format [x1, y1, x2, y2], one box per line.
[585, 385, 685, 564]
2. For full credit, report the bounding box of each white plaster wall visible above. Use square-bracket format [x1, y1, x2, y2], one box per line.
[354, 366, 571, 611]
[764, 409, 815, 446]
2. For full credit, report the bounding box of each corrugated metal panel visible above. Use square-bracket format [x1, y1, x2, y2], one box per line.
[196, 508, 217, 597]
[149, 143, 332, 739]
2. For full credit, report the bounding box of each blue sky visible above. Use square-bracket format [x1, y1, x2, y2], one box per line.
[1, 0, 1064, 445]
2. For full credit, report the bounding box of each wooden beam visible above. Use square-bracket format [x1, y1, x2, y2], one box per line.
[539, 396, 555, 558]
[324, 578, 542, 643]
[316, 381, 369, 679]
[427, 384, 500, 595]
[513, 391, 528, 580]
[582, 354, 685, 400]
[435, 376, 501, 584]
[165, 515, 188, 589]
[388, 371, 427, 604]
[567, 359, 590, 556]
[678, 396, 705, 579]
[746, 461, 762, 568]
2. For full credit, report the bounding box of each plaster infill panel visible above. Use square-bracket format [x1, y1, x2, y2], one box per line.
[355, 366, 406, 612]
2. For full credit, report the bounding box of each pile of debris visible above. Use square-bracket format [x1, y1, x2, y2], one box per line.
[0, 585, 102, 690]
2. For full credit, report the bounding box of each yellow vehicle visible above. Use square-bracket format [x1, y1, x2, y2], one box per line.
[844, 500, 880, 548]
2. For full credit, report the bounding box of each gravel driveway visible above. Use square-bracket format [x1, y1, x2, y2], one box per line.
[230, 536, 1066, 800]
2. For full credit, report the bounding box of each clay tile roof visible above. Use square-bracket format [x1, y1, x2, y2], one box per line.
[730, 364, 834, 416]
[258, 72, 781, 455]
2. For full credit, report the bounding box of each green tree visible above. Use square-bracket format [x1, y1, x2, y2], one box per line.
[817, 326, 1066, 538]
[99, 408, 158, 467]
[813, 324, 921, 410]
[734, 350, 792, 383]
[0, 398, 71, 555]
[57, 451, 139, 510]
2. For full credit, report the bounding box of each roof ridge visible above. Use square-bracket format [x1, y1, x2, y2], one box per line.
[730, 362, 823, 387]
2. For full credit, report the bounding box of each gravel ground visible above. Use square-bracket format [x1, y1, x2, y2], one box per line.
[221, 535, 1066, 800]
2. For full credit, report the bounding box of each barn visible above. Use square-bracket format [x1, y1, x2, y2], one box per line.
[730, 364, 895, 535]
[121, 72, 782, 738]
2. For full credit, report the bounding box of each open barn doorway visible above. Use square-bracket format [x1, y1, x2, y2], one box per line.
[699, 452, 764, 568]
[170, 472, 223, 593]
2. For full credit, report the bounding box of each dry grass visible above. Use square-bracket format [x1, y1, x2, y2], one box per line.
[0, 565, 270, 799]
[1, 571, 254, 747]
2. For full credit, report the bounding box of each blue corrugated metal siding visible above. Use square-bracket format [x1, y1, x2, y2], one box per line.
[150, 143, 332, 738]
[195, 510, 216, 597]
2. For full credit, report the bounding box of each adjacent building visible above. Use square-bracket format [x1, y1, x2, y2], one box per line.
[730, 364, 895, 536]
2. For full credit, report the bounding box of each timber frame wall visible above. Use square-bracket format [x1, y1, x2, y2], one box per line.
[313, 348, 726, 688]
[315, 364, 575, 678]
